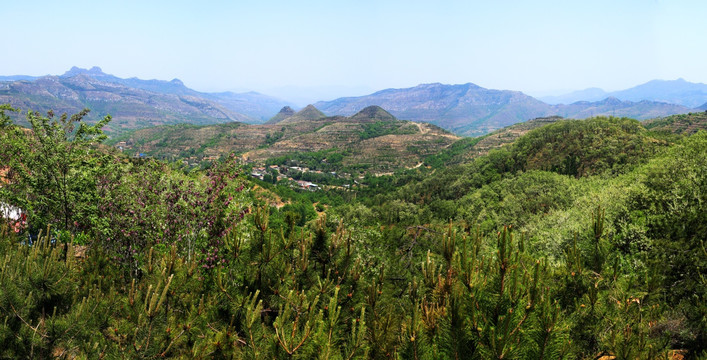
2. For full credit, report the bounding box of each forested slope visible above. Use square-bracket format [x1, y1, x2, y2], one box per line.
[0, 106, 705, 358]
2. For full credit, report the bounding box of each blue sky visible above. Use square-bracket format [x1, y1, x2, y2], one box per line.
[3, 0, 706, 103]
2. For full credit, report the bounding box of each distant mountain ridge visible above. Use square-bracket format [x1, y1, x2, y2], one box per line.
[540, 88, 609, 104]
[0, 75, 41, 82]
[60, 67, 294, 122]
[0, 71, 246, 134]
[1, 68, 701, 137]
[541, 78, 707, 108]
[315, 83, 693, 136]
[0, 67, 293, 133]
[551, 96, 690, 120]
[61, 66, 196, 96]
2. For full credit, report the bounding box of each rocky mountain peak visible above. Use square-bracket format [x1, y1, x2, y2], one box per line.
[62, 66, 106, 77]
[278, 106, 295, 116]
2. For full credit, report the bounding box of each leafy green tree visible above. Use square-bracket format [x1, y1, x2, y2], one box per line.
[1, 108, 111, 233]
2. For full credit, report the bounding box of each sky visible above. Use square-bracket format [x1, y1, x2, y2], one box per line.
[3, 0, 707, 104]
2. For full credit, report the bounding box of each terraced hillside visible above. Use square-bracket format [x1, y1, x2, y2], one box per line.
[642, 111, 707, 135]
[422, 116, 564, 168]
[110, 105, 459, 173]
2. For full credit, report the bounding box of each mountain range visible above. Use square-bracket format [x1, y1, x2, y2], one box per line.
[540, 78, 707, 108]
[1, 67, 705, 137]
[0, 67, 292, 135]
[315, 83, 694, 136]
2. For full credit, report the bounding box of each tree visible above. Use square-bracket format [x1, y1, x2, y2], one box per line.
[0, 107, 111, 234]
[0, 105, 21, 167]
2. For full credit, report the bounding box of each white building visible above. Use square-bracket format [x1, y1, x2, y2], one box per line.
[1, 202, 22, 221]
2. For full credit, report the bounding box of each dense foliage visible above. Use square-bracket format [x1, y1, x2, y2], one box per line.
[1, 108, 705, 359]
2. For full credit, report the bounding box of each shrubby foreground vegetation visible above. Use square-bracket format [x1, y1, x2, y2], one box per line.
[0, 105, 705, 359]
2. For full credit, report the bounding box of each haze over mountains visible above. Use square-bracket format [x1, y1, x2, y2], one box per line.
[1, 67, 705, 137]
[540, 78, 707, 108]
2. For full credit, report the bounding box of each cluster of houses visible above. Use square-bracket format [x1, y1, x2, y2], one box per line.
[113, 142, 357, 192]
[250, 165, 324, 191]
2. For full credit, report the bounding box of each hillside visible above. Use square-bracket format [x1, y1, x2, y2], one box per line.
[422, 116, 564, 168]
[2, 103, 706, 357]
[367, 116, 672, 221]
[643, 111, 707, 135]
[112, 105, 459, 173]
[315, 83, 692, 136]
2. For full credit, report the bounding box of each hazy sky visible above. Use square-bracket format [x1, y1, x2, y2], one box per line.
[3, 0, 706, 102]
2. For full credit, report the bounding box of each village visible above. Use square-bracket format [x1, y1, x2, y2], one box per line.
[248, 164, 355, 191]
[113, 141, 361, 191]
